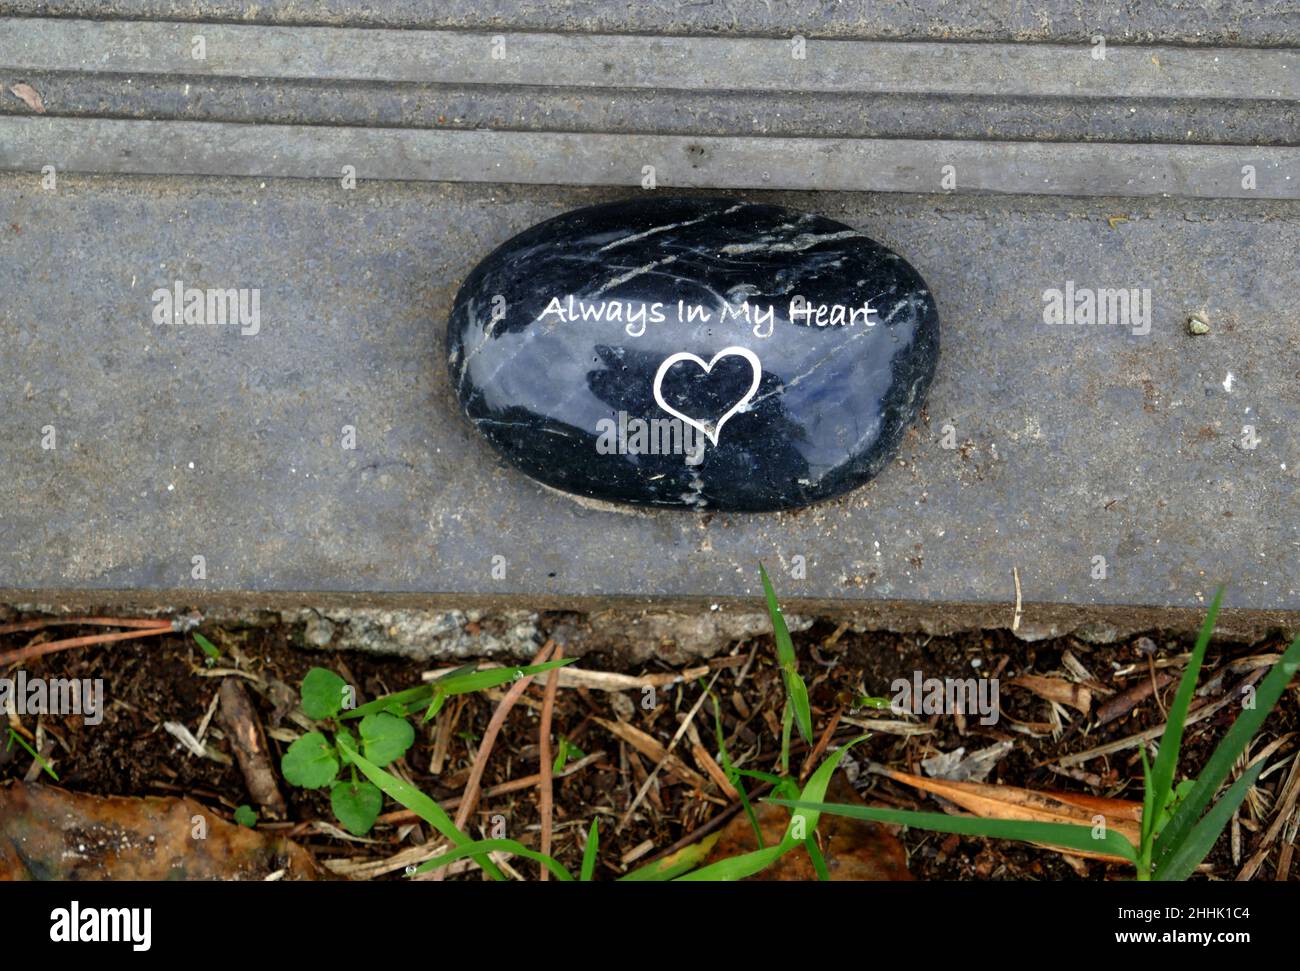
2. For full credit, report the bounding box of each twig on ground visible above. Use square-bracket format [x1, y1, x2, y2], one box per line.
[1237, 750, 1300, 881]
[620, 839, 656, 865]
[429, 695, 463, 775]
[537, 643, 564, 881]
[1277, 831, 1295, 880]
[161, 722, 200, 756]
[1011, 566, 1023, 632]
[0, 616, 170, 635]
[799, 705, 844, 781]
[420, 655, 744, 692]
[1148, 655, 1169, 719]
[1195, 654, 1281, 697]
[193, 667, 262, 682]
[376, 751, 606, 824]
[16, 725, 54, 782]
[617, 670, 723, 831]
[1056, 668, 1268, 768]
[842, 716, 933, 737]
[324, 840, 515, 880]
[679, 716, 739, 800]
[594, 717, 710, 791]
[0, 623, 173, 667]
[194, 690, 222, 746]
[453, 641, 554, 835]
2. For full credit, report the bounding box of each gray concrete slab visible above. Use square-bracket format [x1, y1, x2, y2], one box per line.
[1, 176, 1297, 632]
[1, 8, 1297, 637]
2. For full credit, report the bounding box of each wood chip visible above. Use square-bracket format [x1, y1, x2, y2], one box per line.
[620, 839, 655, 865]
[1095, 671, 1175, 726]
[163, 721, 209, 759]
[690, 741, 739, 799]
[218, 677, 288, 819]
[1008, 674, 1092, 716]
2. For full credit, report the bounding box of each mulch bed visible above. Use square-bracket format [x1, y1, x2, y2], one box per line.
[2, 614, 1296, 880]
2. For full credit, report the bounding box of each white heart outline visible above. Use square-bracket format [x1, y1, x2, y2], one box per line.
[652, 345, 762, 447]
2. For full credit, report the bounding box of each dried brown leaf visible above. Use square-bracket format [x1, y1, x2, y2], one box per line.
[9, 82, 45, 113]
[703, 774, 912, 880]
[0, 781, 321, 879]
[1008, 674, 1092, 715]
[879, 765, 1141, 862]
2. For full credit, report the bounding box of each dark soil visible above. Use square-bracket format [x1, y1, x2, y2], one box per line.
[2, 615, 1296, 881]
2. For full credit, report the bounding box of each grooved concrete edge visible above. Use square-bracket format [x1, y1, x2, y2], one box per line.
[3, 118, 1298, 199]
[3, 589, 1294, 644]
[2, 17, 1296, 100]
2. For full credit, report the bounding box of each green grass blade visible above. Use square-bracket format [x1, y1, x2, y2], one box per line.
[433, 660, 484, 683]
[6, 728, 58, 781]
[192, 632, 221, 660]
[736, 795, 764, 849]
[760, 563, 813, 743]
[805, 836, 830, 880]
[780, 701, 794, 774]
[1155, 630, 1300, 866]
[581, 819, 600, 881]
[788, 738, 863, 843]
[338, 736, 506, 881]
[674, 841, 794, 881]
[1155, 761, 1264, 881]
[620, 835, 719, 881]
[431, 659, 576, 696]
[413, 838, 574, 881]
[783, 670, 814, 745]
[1149, 586, 1223, 826]
[341, 660, 575, 721]
[773, 799, 1139, 864]
[1139, 746, 1156, 850]
[759, 563, 796, 668]
[341, 684, 433, 720]
[711, 691, 763, 848]
[422, 688, 448, 723]
[734, 768, 788, 789]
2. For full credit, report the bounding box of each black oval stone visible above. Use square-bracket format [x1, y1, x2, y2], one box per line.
[447, 197, 939, 512]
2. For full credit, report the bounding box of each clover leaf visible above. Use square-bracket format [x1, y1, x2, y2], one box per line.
[331, 780, 383, 836]
[359, 712, 415, 767]
[281, 731, 340, 788]
[301, 667, 348, 720]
